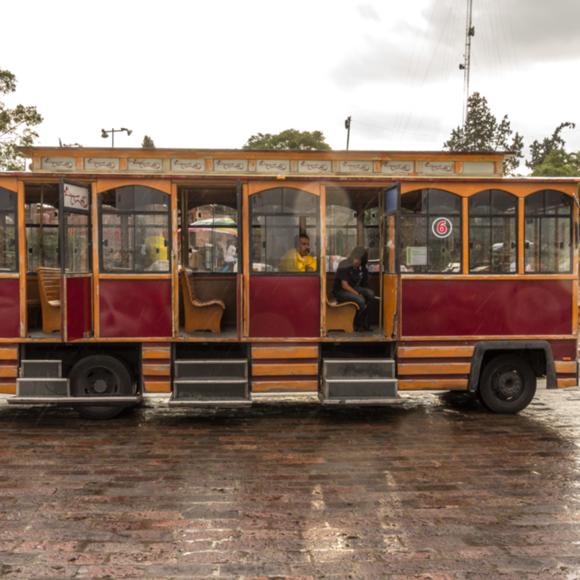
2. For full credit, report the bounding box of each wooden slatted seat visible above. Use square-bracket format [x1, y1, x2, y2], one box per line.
[37, 267, 61, 334]
[181, 270, 225, 334]
[326, 297, 359, 333]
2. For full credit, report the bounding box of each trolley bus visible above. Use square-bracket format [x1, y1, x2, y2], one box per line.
[0, 146, 576, 418]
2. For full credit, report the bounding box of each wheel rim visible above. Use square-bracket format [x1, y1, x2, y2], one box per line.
[81, 366, 121, 396]
[491, 367, 524, 402]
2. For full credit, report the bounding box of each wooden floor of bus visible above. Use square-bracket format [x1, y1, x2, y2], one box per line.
[179, 328, 239, 341]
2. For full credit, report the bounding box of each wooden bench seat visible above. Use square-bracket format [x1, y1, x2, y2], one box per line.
[37, 267, 61, 334]
[326, 297, 359, 333]
[181, 270, 225, 334]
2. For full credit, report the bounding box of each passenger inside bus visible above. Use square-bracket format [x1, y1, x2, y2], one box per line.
[333, 246, 375, 331]
[279, 232, 317, 272]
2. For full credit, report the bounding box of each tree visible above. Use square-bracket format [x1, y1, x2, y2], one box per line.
[0, 69, 43, 170]
[531, 149, 580, 177]
[444, 92, 524, 175]
[243, 129, 331, 150]
[141, 135, 155, 148]
[527, 122, 575, 171]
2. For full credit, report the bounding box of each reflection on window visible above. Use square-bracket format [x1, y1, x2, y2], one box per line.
[0, 188, 17, 272]
[469, 190, 517, 273]
[400, 189, 461, 273]
[187, 204, 238, 272]
[65, 213, 89, 273]
[326, 203, 379, 272]
[525, 190, 572, 273]
[100, 186, 170, 273]
[251, 188, 319, 273]
[25, 185, 59, 272]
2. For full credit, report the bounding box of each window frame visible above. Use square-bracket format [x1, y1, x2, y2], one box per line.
[524, 189, 574, 275]
[0, 187, 18, 274]
[98, 186, 172, 275]
[468, 189, 519, 275]
[399, 188, 462, 275]
[250, 187, 320, 276]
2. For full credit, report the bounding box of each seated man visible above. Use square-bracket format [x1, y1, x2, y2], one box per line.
[333, 246, 375, 331]
[279, 233, 317, 272]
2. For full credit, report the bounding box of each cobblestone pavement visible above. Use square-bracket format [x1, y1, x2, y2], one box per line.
[2, 389, 580, 579]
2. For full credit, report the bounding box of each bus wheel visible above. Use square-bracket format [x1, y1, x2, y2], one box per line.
[478, 354, 536, 414]
[69, 355, 134, 420]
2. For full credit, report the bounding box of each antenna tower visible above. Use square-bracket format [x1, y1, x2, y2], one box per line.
[459, 0, 475, 125]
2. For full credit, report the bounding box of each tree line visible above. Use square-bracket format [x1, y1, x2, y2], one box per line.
[0, 67, 577, 176]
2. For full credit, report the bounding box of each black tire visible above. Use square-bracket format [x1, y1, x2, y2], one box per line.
[479, 354, 536, 414]
[69, 355, 134, 420]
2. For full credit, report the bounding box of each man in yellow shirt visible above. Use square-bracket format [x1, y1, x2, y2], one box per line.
[279, 233, 317, 272]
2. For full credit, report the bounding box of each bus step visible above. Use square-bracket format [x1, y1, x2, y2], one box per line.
[323, 358, 395, 380]
[322, 378, 399, 403]
[174, 359, 248, 380]
[20, 359, 63, 379]
[171, 378, 249, 403]
[16, 377, 70, 397]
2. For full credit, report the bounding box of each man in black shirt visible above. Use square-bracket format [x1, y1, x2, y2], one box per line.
[333, 246, 375, 331]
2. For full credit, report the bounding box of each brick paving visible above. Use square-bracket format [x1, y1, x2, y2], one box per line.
[1, 389, 580, 578]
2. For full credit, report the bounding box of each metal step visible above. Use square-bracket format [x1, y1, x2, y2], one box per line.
[322, 377, 399, 402]
[174, 359, 248, 380]
[173, 378, 249, 402]
[17, 377, 69, 397]
[20, 360, 62, 379]
[323, 358, 395, 379]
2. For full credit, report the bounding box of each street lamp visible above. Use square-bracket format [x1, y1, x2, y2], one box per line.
[101, 127, 132, 147]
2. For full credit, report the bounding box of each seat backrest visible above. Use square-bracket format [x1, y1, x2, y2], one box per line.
[37, 267, 61, 302]
[181, 270, 197, 304]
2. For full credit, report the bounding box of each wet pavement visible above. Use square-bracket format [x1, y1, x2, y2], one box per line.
[2, 389, 580, 578]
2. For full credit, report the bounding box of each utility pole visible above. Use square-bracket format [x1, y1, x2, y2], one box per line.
[458, 0, 475, 125]
[345, 116, 352, 150]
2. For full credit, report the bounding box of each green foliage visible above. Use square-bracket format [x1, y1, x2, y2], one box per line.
[531, 149, 580, 177]
[243, 129, 331, 150]
[141, 135, 155, 148]
[528, 122, 575, 171]
[0, 69, 43, 170]
[443, 92, 524, 175]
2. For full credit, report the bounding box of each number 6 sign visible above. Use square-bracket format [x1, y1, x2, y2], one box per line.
[431, 217, 453, 239]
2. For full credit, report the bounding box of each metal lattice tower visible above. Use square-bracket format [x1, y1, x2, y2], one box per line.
[459, 0, 475, 125]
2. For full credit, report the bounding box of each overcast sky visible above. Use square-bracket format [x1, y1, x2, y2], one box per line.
[3, 0, 580, 159]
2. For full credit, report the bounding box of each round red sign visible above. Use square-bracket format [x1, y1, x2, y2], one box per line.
[431, 217, 453, 239]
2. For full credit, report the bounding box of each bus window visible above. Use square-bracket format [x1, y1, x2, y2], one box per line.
[469, 189, 517, 274]
[251, 188, 319, 273]
[187, 203, 238, 272]
[0, 188, 17, 272]
[100, 186, 170, 273]
[525, 190, 573, 273]
[25, 184, 60, 272]
[400, 189, 461, 273]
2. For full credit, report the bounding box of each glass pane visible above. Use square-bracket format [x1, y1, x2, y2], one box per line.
[524, 218, 540, 272]
[492, 190, 517, 215]
[0, 214, 16, 272]
[401, 190, 426, 215]
[428, 215, 461, 273]
[65, 214, 89, 273]
[102, 214, 134, 271]
[41, 228, 60, 269]
[188, 228, 238, 272]
[364, 227, 380, 271]
[491, 217, 517, 273]
[428, 189, 461, 215]
[251, 189, 319, 273]
[400, 216, 427, 272]
[327, 205, 356, 227]
[469, 191, 492, 215]
[525, 191, 544, 216]
[327, 227, 357, 271]
[556, 217, 572, 271]
[363, 207, 379, 226]
[135, 216, 170, 272]
[545, 190, 571, 215]
[26, 227, 41, 272]
[469, 217, 492, 272]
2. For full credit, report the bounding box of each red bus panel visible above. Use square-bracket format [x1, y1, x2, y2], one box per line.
[66, 276, 92, 341]
[402, 279, 573, 337]
[250, 276, 320, 338]
[0, 279, 19, 338]
[99, 279, 172, 338]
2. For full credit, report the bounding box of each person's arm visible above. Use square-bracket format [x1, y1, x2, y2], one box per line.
[341, 279, 360, 296]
